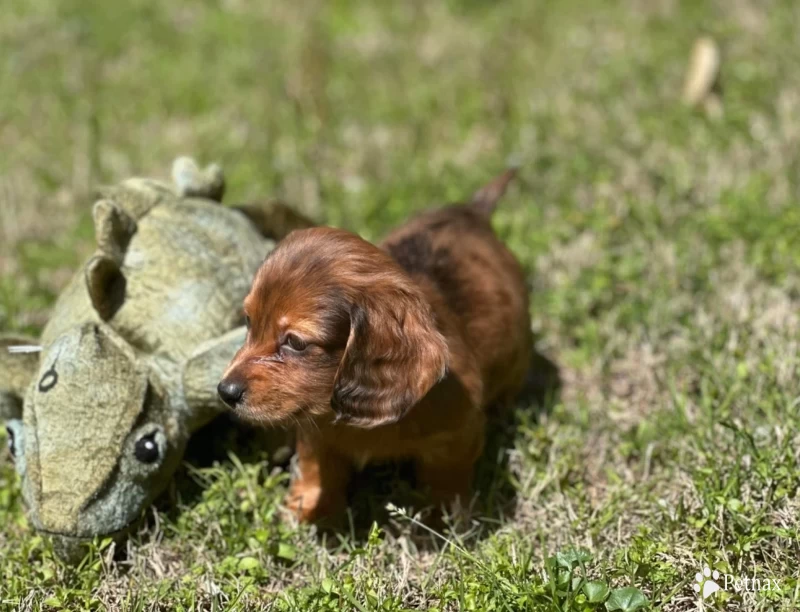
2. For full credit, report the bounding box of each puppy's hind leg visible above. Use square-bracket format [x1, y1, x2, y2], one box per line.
[415, 426, 485, 524]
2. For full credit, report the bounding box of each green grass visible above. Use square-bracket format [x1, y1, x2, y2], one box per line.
[2, 0, 800, 609]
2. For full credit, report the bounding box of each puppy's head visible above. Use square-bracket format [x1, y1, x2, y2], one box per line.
[217, 227, 449, 428]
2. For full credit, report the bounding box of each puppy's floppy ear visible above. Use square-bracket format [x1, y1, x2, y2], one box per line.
[332, 290, 449, 428]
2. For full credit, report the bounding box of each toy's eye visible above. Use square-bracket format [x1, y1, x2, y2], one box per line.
[134, 432, 159, 464]
[282, 333, 307, 353]
[5, 426, 15, 461]
[38, 363, 58, 393]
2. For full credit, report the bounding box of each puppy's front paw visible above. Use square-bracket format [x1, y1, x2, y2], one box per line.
[284, 482, 346, 525]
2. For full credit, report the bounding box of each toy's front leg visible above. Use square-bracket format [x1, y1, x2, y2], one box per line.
[286, 430, 351, 524]
[182, 327, 249, 429]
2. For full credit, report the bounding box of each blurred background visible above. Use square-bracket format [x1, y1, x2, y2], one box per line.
[2, 0, 797, 336]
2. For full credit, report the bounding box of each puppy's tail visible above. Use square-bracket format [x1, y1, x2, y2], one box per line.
[470, 167, 518, 218]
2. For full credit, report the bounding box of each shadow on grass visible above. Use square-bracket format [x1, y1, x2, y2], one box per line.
[150, 345, 560, 549]
[158, 413, 294, 516]
[474, 347, 561, 516]
[340, 345, 561, 546]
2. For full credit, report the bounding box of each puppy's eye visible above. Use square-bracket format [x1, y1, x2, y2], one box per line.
[282, 333, 307, 353]
[244, 315, 251, 330]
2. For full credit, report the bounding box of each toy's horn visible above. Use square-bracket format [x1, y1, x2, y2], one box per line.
[85, 254, 126, 321]
[172, 157, 226, 202]
[93, 199, 137, 263]
[85, 199, 134, 321]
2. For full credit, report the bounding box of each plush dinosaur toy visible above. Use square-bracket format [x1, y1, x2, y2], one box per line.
[0, 158, 311, 559]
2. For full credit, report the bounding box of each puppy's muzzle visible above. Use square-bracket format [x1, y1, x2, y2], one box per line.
[217, 378, 246, 408]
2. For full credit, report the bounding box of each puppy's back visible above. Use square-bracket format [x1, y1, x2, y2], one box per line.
[381, 176, 531, 407]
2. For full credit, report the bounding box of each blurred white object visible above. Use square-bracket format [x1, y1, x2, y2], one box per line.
[683, 37, 722, 117]
[7, 345, 42, 354]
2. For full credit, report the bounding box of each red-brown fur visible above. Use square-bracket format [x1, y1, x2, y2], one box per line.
[218, 170, 532, 522]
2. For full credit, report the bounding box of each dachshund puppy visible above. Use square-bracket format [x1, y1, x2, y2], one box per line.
[218, 170, 531, 523]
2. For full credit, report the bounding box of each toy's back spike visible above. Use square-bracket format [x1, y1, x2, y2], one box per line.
[95, 180, 170, 221]
[470, 167, 518, 218]
[233, 201, 316, 240]
[172, 157, 225, 202]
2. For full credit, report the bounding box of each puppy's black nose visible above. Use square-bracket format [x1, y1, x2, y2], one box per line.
[217, 379, 245, 408]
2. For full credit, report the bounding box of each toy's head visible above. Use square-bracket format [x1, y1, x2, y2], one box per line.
[7, 321, 181, 555]
[0, 158, 292, 560]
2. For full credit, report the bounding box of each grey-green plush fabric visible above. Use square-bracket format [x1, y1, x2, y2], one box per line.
[0, 159, 308, 558]
[0, 337, 40, 421]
